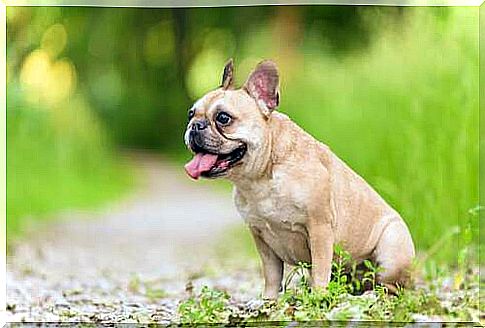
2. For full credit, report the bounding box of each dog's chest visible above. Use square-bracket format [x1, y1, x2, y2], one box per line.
[233, 180, 311, 264]
[234, 181, 307, 226]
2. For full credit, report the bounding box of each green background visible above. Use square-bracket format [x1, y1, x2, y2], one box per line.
[6, 6, 479, 264]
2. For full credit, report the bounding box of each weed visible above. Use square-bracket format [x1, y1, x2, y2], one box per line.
[145, 287, 168, 302]
[178, 248, 479, 324]
[127, 275, 168, 302]
[128, 275, 141, 293]
[178, 286, 231, 324]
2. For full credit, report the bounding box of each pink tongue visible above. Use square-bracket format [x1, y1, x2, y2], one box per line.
[184, 153, 219, 179]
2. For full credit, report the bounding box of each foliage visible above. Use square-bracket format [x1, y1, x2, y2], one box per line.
[178, 286, 231, 324]
[7, 88, 133, 241]
[6, 8, 134, 240]
[281, 9, 478, 262]
[178, 248, 479, 324]
[225, 8, 478, 263]
[6, 6, 479, 263]
[127, 275, 168, 302]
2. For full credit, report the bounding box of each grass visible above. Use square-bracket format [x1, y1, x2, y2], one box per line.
[290, 9, 479, 263]
[177, 247, 479, 324]
[230, 8, 479, 264]
[183, 8, 478, 265]
[179, 286, 232, 323]
[127, 274, 169, 302]
[7, 85, 133, 242]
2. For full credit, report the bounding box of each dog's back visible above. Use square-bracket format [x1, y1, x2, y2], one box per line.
[267, 111, 415, 279]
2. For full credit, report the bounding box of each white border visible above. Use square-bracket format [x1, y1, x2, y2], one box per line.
[2, 0, 482, 327]
[3, 0, 485, 6]
[1, 1, 6, 327]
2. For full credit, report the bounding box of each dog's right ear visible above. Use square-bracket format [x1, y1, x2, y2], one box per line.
[243, 60, 279, 117]
[221, 58, 234, 90]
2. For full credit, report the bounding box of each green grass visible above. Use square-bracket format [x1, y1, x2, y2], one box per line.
[179, 286, 232, 324]
[234, 8, 478, 263]
[177, 247, 479, 324]
[7, 85, 133, 241]
[184, 9, 478, 265]
[165, 8, 479, 265]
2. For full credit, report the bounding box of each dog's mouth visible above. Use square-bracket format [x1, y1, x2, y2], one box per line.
[184, 144, 247, 180]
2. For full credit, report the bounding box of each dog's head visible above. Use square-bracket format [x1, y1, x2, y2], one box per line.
[184, 59, 280, 180]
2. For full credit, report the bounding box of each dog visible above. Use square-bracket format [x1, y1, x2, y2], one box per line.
[184, 59, 415, 299]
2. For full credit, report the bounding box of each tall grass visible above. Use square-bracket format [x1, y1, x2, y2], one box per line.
[203, 8, 479, 264]
[6, 9, 134, 242]
[277, 9, 478, 263]
[7, 86, 133, 241]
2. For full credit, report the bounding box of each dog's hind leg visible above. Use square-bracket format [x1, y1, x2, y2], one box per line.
[373, 217, 415, 293]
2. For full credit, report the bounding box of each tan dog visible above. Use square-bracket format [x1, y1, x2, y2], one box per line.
[184, 59, 415, 299]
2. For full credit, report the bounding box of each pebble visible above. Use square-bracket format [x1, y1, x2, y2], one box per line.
[5, 158, 480, 324]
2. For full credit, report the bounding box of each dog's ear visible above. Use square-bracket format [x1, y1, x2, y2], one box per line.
[221, 58, 235, 90]
[243, 60, 280, 117]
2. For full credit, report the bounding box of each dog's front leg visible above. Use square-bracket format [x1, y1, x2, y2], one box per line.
[307, 169, 335, 289]
[250, 228, 284, 299]
[308, 220, 334, 289]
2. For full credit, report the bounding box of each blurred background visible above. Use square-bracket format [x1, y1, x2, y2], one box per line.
[6, 6, 478, 266]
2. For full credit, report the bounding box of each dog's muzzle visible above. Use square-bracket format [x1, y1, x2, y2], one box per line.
[189, 119, 210, 153]
[191, 119, 209, 132]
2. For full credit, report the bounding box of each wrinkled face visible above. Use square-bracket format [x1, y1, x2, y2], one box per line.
[184, 59, 280, 180]
[184, 88, 268, 179]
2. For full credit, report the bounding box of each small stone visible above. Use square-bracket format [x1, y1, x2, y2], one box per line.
[6, 303, 16, 312]
[245, 299, 265, 311]
[125, 302, 142, 308]
[55, 300, 71, 308]
[62, 288, 83, 297]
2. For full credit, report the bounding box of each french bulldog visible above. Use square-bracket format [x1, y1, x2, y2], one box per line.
[184, 59, 415, 298]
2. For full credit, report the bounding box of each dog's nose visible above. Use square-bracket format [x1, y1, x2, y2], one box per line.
[191, 119, 209, 131]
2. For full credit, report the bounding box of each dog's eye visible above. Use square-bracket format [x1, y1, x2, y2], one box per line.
[216, 111, 232, 125]
[188, 109, 195, 121]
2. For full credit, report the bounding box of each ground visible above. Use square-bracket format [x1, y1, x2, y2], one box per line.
[7, 153, 262, 323]
[6, 154, 482, 325]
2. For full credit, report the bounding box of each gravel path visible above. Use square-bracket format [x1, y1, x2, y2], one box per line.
[7, 153, 262, 324]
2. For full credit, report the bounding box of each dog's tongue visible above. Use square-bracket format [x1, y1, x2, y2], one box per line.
[184, 153, 219, 179]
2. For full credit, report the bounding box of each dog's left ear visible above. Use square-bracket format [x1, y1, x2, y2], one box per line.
[243, 60, 280, 117]
[221, 58, 234, 90]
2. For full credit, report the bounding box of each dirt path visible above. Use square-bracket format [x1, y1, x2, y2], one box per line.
[7, 153, 261, 323]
